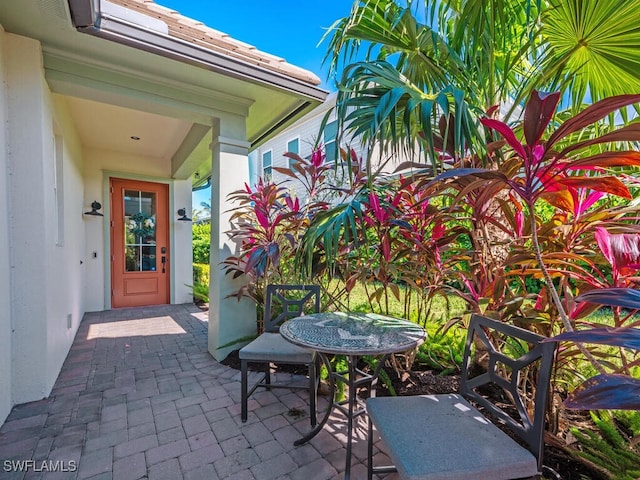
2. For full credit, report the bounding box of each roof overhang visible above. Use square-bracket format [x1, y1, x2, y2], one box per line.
[0, 0, 328, 183]
[67, 0, 327, 104]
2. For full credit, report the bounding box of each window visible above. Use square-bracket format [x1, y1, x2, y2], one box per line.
[262, 150, 272, 181]
[124, 190, 157, 272]
[324, 120, 338, 163]
[287, 138, 299, 169]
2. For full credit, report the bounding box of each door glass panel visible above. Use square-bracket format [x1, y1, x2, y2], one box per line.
[124, 190, 157, 272]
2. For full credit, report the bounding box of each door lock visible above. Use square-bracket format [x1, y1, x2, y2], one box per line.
[160, 247, 167, 273]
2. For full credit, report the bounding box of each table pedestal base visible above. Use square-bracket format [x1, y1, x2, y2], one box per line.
[294, 353, 388, 480]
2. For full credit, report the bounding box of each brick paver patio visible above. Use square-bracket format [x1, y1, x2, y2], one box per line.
[0, 304, 396, 479]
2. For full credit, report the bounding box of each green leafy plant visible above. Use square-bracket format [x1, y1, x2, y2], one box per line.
[223, 148, 337, 332]
[570, 411, 640, 480]
[312, 0, 640, 469]
[295, 90, 640, 427]
[322, 0, 640, 174]
[186, 282, 209, 303]
[192, 222, 211, 264]
[193, 263, 209, 286]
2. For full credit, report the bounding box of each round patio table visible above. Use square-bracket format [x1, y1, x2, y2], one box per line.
[280, 311, 426, 480]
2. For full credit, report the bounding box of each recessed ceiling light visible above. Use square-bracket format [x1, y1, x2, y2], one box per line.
[130, 136, 140, 140]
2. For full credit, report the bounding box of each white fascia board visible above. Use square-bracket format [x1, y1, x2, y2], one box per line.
[101, 0, 168, 34]
[68, 0, 327, 102]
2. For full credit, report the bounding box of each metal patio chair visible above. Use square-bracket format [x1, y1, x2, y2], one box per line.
[240, 284, 320, 425]
[367, 314, 557, 480]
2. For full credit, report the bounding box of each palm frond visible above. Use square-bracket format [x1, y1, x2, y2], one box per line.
[541, 0, 640, 108]
[335, 60, 482, 172]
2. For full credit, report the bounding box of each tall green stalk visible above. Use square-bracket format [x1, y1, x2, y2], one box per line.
[526, 199, 606, 375]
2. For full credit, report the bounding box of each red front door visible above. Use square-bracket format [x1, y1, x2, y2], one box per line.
[110, 178, 170, 308]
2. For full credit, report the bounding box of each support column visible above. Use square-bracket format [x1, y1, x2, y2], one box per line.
[208, 126, 257, 361]
[5, 33, 51, 403]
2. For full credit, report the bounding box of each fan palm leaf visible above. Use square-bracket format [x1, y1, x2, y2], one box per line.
[322, 0, 640, 176]
[540, 0, 640, 109]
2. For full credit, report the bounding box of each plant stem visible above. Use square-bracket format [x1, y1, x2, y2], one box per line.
[527, 200, 606, 374]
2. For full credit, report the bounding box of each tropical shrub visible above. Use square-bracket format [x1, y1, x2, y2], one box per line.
[415, 92, 640, 416]
[192, 222, 211, 264]
[186, 282, 209, 304]
[293, 90, 640, 423]
[570, 410, 640, 480]
[222, 149, 338, 332]
[193, 262, 209, 286]
[304, 1, 640, 474]
[470, 91, 640, 394]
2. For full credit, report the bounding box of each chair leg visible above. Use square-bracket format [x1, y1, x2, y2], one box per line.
[264, 362, 271, 389]
[367, 414, 374, 480]
[308, 359, 317, 427]
[241, 359, 248, 422]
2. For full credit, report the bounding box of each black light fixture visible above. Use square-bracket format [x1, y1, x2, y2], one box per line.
[177, 208, 192, 221]
[84, 201, 104, 216]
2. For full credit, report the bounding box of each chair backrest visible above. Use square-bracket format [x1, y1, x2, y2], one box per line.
[460, 314, 557, 471]
[263, 284, 321, 333]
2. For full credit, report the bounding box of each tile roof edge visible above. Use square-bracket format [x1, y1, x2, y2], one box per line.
[106, 0, 323, 87]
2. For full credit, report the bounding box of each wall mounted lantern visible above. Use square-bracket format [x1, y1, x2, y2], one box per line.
[177, 208, 192, 222]
[84, 201, 103, 216]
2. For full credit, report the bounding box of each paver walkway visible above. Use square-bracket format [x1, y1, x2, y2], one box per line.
[0, 304, 396, 480]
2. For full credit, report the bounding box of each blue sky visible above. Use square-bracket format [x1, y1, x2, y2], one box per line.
[156, 0, 354, 91]
[155, 1, 355, 212]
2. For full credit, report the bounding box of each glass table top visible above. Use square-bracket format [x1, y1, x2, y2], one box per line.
[280, 312, 426, 355]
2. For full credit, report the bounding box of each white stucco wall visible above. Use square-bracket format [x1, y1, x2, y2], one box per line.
[209, 131, 257, 360]
[0, 26, 232, 419]
[172, 179, 195, 305]
[4, 32, 85, 404]
[83, 148, 192, 311]
[0, 26, 14, 425]
[6, 33, 54, 403]
[47, 95, 86, 391]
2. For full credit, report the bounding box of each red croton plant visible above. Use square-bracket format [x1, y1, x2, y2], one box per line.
[225, 89, 640, 411]
[222, 148, 342, 331]
[436, 90, 640, 410]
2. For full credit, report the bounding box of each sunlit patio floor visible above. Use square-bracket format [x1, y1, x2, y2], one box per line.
[0, 304, 397, 479]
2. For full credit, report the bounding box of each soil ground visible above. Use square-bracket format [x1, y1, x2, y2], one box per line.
[222, 350, 607, 480]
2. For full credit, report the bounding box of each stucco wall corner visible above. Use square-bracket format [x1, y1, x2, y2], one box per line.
[0, 25, 14, 426]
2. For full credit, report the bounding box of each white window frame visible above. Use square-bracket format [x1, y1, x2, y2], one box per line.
[324, 120, 338, 163]
[286, 137, 300, 169]
[262, 149, 273, 181]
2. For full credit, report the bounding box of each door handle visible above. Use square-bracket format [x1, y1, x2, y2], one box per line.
[161, 255, 166, 273]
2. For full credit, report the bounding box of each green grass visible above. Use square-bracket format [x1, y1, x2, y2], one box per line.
[324, 279, 467, 322]
[322, 280, 618, 376]
[323, 280, 469, 373]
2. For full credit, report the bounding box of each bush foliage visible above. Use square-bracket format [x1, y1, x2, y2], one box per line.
[192, 222, 210, 265]
[222, 91, 640, 428]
